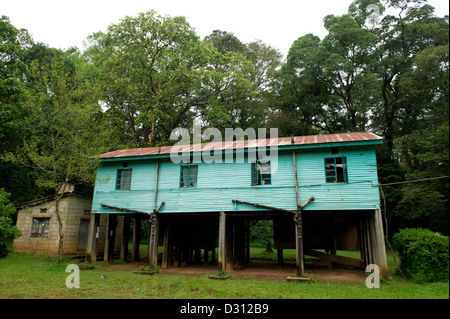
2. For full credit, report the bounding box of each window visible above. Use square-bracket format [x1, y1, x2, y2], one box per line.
[325, 157, 348, 183]
[31, 218, 50, 238]
[180, 165, 198, 188]
[116, 168, 132, 190]
[251, 161, 271, 185]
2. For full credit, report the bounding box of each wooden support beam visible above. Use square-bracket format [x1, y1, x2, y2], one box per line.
[232, 199, 295, 214]
[292, 151, 300, 210]
[172, 220, 181, 267]
[101, 203, 150, 215]
[218, 212, 226, 273]
[86, 213, 100, 264]
[277, 249, 283, 267]
[148, 213, 159, 268]
[372, 209, 389, 280]
[131, 217, 141, 261]
[234, 217, 245, 270]
[104, 214, 117, 264]
[162, 221, 170, 269]
[294, 214, 305, 276]
[120, 215, 131, 262]
[305, 249, 365, 269]
[153, 201, 166, 213]
[153, 159, 160, 211]
[293, 196, 314, 277]
[245, 218, 250, 264]
[225, 216, 234, 271]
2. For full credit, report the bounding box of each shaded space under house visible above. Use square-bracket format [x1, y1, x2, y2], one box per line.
[86, 132, 388, 279]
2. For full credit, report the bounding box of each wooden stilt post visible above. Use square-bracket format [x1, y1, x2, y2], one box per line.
[104, 214, 117, 263]
[148, 159, 161, 268]
[86, 213, 100, 263]
[292, 150, 307, 278]
[234, 217, 245, 270]
[226, 216, 234, 271]
[173, 219, 181, 267]
[194, 249, 201, 263]
[245, 218, 250, 264]
[120, 215, 131, 262]
[372, 209, 389, 280]
[294, 213, 304, 276]
[362, 216, 372, 265]
[358, 217, 366, 264]
[131, 217, 141, 261]
[148, 213, 159, 268]
[162, 220, 170, 269]
[277, 249, 283, 267]
[218, 212, 226, 273]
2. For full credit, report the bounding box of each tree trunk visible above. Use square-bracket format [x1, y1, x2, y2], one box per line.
[55, 194, 64, 263]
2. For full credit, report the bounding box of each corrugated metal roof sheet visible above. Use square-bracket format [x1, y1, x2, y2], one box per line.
[98, 132, 382, 160]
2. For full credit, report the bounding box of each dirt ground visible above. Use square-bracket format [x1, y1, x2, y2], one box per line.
[108, 260, 367, 282]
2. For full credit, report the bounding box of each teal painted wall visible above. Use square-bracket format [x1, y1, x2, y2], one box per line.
[91, 145, 380, 214]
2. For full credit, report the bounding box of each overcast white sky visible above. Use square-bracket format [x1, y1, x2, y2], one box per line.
[2, 0, 449, 58]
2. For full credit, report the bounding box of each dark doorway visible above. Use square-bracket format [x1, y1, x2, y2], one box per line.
[77, 219, 90, 251]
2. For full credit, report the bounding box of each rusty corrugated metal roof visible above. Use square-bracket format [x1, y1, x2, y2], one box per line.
[98, 132, 382, 160]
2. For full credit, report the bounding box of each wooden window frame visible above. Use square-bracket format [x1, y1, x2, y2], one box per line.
[180, 165, 198, 188]
[30, 217, 50, 238]
[324, 156, 348, 183]
[251, 160, 271, 186]
[116, 168, 132, 190]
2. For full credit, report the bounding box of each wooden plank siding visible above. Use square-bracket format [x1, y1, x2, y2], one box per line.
[91, 144, 381, 214]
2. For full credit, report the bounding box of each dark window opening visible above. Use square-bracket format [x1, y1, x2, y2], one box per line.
[180, 165, 198, 188]
[325, 157, 347, 183]
[116, 168, 132, 190]
[251, 161, 271, 185]
[31, 217, 50, 238]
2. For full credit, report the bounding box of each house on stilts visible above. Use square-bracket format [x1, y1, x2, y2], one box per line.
[87, 132, 389, 279]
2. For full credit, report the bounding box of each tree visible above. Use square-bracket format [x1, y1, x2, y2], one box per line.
[268, 33, 337, 136]
[85, 11, 253, 147]
[369, 0, 449, 150]
[0, 16, 40, 204]
[274, 12, 379, 134]
[203, 31, 284, 132]
[0, 188, 21, 257]
[4, 50, 112, 261]
[204, 30, 248, 55]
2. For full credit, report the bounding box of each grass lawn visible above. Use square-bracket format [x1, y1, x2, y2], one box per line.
[0, 242, 448, 299]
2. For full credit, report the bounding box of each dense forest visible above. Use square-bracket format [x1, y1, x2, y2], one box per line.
[1, 0, 448, 238]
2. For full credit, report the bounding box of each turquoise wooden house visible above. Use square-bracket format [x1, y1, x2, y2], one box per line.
[87, 132, 388, 279]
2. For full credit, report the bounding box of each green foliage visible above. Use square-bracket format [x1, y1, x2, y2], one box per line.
[84, 11, 255, 147]
[0, 249, 448, 298]
[249, 220, 273, 248]
[393, 228, 449, 282]
[392, 126, 449, 234]
[0, 189, 21, 257]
